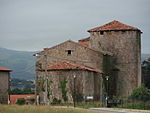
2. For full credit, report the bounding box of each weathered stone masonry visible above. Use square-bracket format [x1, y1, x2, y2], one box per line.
[0, 67, 11, 104]
[89, 31, 141, 96]
[35, 40, 106, 103]
[35, 20, 142, 104]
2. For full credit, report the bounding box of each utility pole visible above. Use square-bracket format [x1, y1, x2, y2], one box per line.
[73, 74, 76, 108]
[34, 53, 39, 105]
[44, 53, 49, 105]
[99, 74, 103, 105]
[106, 75, 109, 107]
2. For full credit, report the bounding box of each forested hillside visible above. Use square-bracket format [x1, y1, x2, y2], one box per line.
[0, 48, 35, 80]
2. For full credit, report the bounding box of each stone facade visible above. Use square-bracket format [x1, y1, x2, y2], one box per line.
[35, 20, 142, 104]
[36, 40, 104, 70]
[37, 70, 102, 104]
[0, 67, 11, 104]
[35, 40, 106, 104]
[88, 20, 142, 96]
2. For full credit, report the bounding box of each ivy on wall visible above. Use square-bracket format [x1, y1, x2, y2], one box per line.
[39, 77, 45, 92]
[59, 77, 68, 102]
[103, 54, 111, 75]
[47, 80, 53, 99]
[102, 54, 112, 93]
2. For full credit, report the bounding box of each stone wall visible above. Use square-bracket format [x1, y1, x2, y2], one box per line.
[36, 41, 103, 71]
[0, 71, 10, 104]
[35, 41, 104, 103]
[36, 70, 101, 103]
[89, 31, 141, 96]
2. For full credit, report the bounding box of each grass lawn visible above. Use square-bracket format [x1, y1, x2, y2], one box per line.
[0, 105, 105, 113]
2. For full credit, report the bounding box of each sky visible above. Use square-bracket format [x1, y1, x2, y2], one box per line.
[0, 0, 150, 53]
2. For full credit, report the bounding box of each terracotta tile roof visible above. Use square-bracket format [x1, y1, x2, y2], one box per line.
[88, 20, 140, 32]
[34, 40, 112, 56]
[78, 37, 90, 42]
[78, 37, 90, 47]
[45, 61, 102, 73]
[33, 40, 71, 56]
[147, 56, 150, 61]
[10, 94, 35, 104]
[0, 67, 12, 72]
[78, 41, 89, 47]
[34, 40, 99, 55]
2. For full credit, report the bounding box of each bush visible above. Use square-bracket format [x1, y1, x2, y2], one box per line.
[16, 98, 26, 105]
[117, 101, 150, 110]
[29, 98, 35, 103]
[115, 85, 150, 110]
[130, 84, 150, 101]
[52, 98, 61, 104]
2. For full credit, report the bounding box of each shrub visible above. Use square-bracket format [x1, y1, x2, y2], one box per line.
[52, 98, 61, 104]
[29, 98, 35, 103]
[130, 84, 150, 101]
[16, 98, 26, 105]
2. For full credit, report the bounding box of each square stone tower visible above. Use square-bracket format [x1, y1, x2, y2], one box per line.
[0, 67, 11, 104]
[88, 20, 142, 96]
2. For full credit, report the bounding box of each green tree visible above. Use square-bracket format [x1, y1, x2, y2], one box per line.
[142, 60, 150, 89]
[10, 88, 34, 94]
[10, 88, 22, 94]
[130, 84, 150, 101]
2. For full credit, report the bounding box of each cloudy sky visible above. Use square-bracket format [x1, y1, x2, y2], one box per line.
[0, 0, 150, 53]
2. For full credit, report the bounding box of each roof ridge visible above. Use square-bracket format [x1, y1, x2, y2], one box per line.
[34, 39, 112, 56]
[34, 39, 102, 55]
[87, 20, 140, 32]
[34, 40, 73, 55]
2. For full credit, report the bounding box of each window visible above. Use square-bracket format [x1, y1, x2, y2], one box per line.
[66, 50, 73, 55]
[68, 50, 72, 55]
[100, 31, 104, 35]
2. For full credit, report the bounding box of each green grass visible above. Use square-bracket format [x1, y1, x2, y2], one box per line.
[0, 105, 102, 113]
[51, 102, 102, 109]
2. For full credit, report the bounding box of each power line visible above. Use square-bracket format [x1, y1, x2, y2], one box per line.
[11, 65, 35, 74]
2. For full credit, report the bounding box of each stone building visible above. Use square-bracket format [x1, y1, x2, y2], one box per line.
[34, 20, 142, 104]
[88, 20, 142, 96]
[0, 66, 12, 104]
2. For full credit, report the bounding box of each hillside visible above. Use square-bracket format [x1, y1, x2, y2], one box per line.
[0, 48, 36, 80]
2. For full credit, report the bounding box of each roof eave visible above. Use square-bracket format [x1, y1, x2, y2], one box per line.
[40, 68, 102, 73]
[0, 70, 12, 72]
[88, 29, 142, 33]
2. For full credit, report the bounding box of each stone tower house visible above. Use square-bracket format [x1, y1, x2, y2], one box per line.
[0, 66, 11, 104]
[34, 20, 141, 104]
[88, 20, 142, 96]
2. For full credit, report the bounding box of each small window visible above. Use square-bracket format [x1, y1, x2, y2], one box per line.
[66, 50, 73, 55]
[68, 50, 71, 55]
[100, 31, 104, 35]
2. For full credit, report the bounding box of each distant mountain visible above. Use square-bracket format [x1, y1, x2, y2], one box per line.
[0, 48, 36, 80]
[0, 47, 149, 80]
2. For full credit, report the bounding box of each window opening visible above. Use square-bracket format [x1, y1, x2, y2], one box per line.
[66, 50, 72, 55]
[100, 31, 104, 35]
